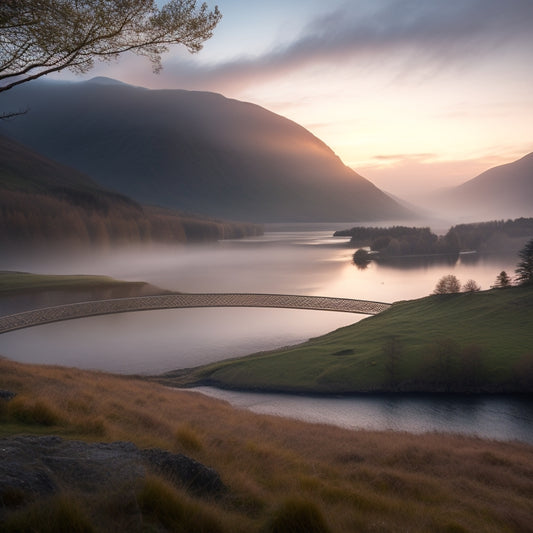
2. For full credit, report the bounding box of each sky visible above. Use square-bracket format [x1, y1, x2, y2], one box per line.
[54, 0, 533, 201]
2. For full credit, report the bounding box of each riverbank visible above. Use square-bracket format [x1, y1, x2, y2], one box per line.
[0, 271, 169, 315]
[1, 356, 532, 532]
[159, 284, 533, 395]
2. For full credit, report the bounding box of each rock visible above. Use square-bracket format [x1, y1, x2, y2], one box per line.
[141, 448, 225, 496]
[0, 390, 16, 401]
[0, 435, 224, 513]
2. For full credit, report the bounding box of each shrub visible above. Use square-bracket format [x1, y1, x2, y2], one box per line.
[492, 270, 512, 288]
[174, 423, 203, 452]
[138, 475, 225, 533]
[462, 279, 480, 292]
[266, 497, 331, 533]
[433, 275, 461, 295]
[8, 398, 62, 426]
[74, 416, 107, 437]
[352, 248, 370, 269]
[2, 494, 94, 533]
[515, 238, 533, 285]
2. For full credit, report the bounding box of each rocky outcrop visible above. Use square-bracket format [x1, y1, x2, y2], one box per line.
[0, 435, 224, 513]
[0, 390, 16, 401]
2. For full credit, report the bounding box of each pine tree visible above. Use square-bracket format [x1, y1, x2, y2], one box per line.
[515, 238, 533, 285]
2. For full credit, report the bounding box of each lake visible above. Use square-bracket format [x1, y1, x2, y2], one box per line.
[1, 225, 529, 443]
[189, 387, 533, 444]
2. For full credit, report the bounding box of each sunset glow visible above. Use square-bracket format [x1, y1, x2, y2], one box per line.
[52, 0, 533, 200]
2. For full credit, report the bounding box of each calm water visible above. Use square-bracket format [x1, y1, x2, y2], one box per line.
[190, 387, 533, 444]
[1, 226, 529, 442]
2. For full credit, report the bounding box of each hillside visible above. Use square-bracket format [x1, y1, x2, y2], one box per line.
[1, 357, 533, 532]
[0, 78, 412, 223]
[439, 152, 533, 219]
[0, 135, 262, 246]
[165, 284, 533, 394]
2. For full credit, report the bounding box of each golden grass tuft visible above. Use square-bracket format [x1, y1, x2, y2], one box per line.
[266, 497, 330, 533]
[1, 356, 533, 532]
[2, 494, 94, 533]
[8, 397, 63, 426]
[138, 475, 228, 533]
[174, 422, 203, 452]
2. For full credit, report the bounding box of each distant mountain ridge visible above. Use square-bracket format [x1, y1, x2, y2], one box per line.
[0, 78, 412, 223]
[440, 152, 533, 220]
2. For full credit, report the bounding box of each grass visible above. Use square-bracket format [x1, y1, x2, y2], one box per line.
[1, 356, 533, 532]
[165, 284, 533, 394]
[0, 271, 153, 295]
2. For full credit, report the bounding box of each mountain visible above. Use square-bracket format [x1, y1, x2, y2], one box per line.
[440, 152, 533, 220]
[0, 135, 262, 247]
[0, 78, 412, 223]
[0, 132, 141, 208]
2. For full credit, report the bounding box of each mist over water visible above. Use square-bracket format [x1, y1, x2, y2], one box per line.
[0, 226, 519, 374]
[2, 226, 530, 442]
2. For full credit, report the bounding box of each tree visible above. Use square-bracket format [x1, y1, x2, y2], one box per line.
[0, 0, 221, 98]
[383, 336, 403, 389]
[492, 270, 512, 288]
[431, 338, 460, 391]
[462, 279, 481, 292]
[352, 248, 370, 269]
[433, 274, 461, 295]
[515, 238, 533, 285]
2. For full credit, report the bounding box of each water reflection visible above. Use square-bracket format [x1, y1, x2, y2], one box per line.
[191, 388, 533, 444]
[0, 229, 520, 373]
[0, 308, 362, 374]
[373, 253, 460, 269]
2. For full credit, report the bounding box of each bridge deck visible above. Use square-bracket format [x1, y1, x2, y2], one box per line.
[0, 293, 391, 334]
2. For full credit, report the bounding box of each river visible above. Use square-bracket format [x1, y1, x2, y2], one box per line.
[1, 225, 530, 443]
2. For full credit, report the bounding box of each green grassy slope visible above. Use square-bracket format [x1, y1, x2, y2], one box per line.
[0, 271, 171, 315]
[167, 284, 533, 394]
[0, 271, 146, 294]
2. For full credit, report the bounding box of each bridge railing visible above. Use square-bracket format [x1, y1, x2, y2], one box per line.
[0, 293, 391, 334]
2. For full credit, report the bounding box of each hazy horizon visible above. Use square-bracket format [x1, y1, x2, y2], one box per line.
[48, 0, 533, 200]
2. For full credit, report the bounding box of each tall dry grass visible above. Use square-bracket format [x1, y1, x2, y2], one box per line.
[1, 355, 533, 532]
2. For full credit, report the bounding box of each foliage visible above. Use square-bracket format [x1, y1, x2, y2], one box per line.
[266, 497, 330, 533]
[462, 279, 481, 292]
[0, 189, 262, 246]
[492, 271, 512, 288]
[433, 274, 461, 294]
[7, 397, 62, 426]
[0, 0, 221, 95]
[429, 338, 460, 391]
[336, 225, 459, 256]
[445, 218, 533, 252]
[352, 248, 370, 269]
[138, 475, 225, 533]
[336, 218, 533, 256]
[2, 494, 94, 533]
[515, 238, 533, 285]
[382, 336, 403, 388]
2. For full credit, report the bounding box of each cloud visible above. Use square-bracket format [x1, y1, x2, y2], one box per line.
[372, 153, 438, 163]
[152, 0, 533, 91]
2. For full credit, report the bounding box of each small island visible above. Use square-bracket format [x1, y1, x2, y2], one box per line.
[335, 218, 533, 265]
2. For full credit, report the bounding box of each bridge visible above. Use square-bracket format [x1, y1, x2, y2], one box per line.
[0, 293, 391, 335]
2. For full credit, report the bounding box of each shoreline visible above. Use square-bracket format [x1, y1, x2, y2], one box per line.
[159, 376, 533, 398]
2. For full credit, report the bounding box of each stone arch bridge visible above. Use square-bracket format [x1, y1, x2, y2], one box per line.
[0, 293, 391, 335]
